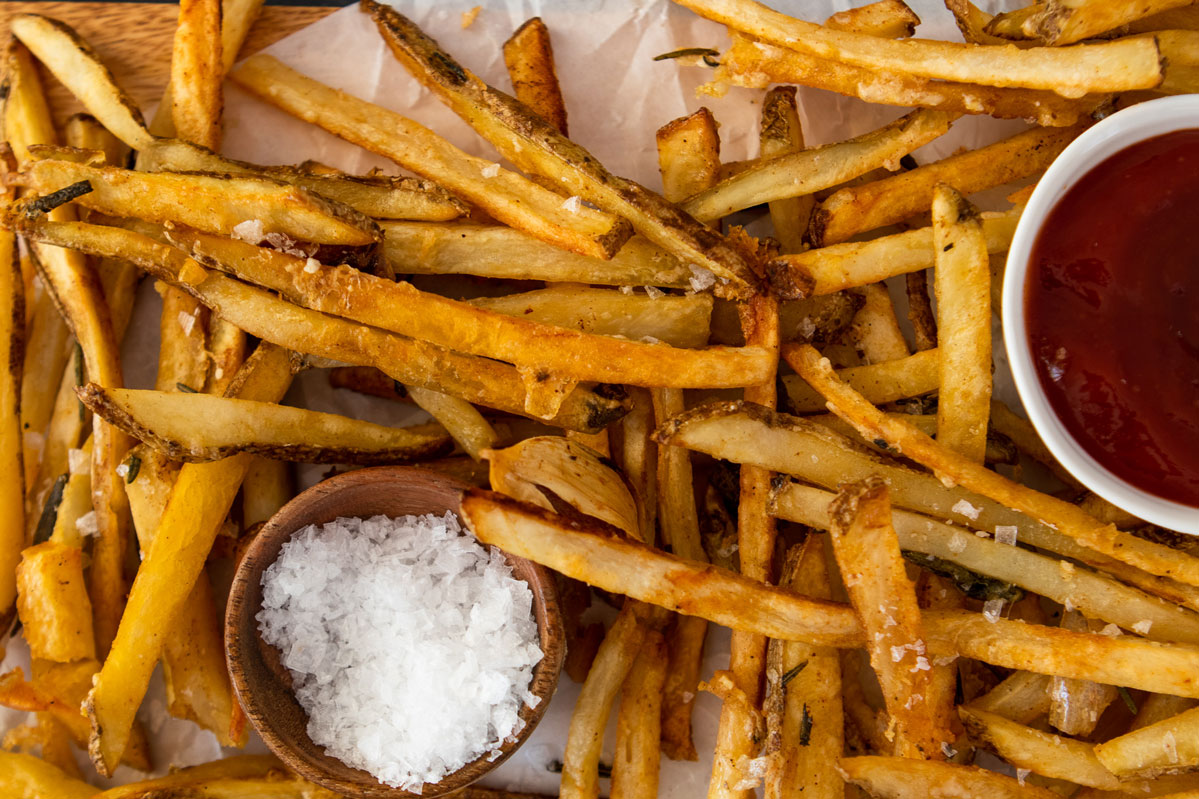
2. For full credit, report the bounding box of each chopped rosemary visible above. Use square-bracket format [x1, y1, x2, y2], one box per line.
[124, 454, 141, 484]
[32, 473, 68, 545]
[26, 180, 93, 215]
[653, 47, 721, 67]
[781, 660, 809, 687]
[799, 703, 813, 746]
[1117, 685, 1138, 715]
[176, 382, 198, 393]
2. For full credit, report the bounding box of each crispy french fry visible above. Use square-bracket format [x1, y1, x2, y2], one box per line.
[713, 33, 1104, 127]
[230, 54, 631, 260]
[90, 755, 284, 798]
[1095, 706, 1199, 778]
[1030, 0, 1194, 44]
[783, 343, 1199, 586]
[774, 481, 1199, 645]
[503, 17, 569, 135]
[370, 4, 758, 296]
[138, 139, 466, 221]
[98, 773, 339, 798]
[9, 14, 153, 151]
[906, 270, 937, 350]
[13, 217, 630, 432]
[681, 109, 956, 224]
[611, 628, 668, 799]
[839, 755, 1060, 799]
[932, 184, 991, 464]
[944, 0, 1020, 45]
[783, 347, 938, 412]
[961, 707, 1119, 789]
[0, 749, 94, 799]
[825, 0, 920, 38]
[405, 386, 499, 461]
[0, 224, 21, 626]
[461, 489, 1199, 696]
[203, 315, 247, 396]
[1049, 610, 1118, 736]
[984, 5, 1043, 40]
[241, 457, 291, 530]
[15, 541, 95, 662]
[79, 384, 451, 464]
[810, 126, 1077, 246]
[561, 602, 652, 799]
[1131, 694, 1199, 732]
[485, 436, 639, 537]
[759, 87, 812, 253]
[830, 477, 953, 759]
[85, 342, 294, 776]
[677, 0, 1165, 92]
[170, 0, 223, 150]
[656, 109, 722, 203]
[21, 159, 381, 249]
[848, 283, 910, 364]
[764, 538, 844, 799]
[969, 671, 1053, 725]
[155, 285, 209, 395]
[164, 225, 772, 388]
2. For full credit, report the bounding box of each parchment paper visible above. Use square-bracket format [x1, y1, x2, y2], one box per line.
[0, 0, 1031, 793]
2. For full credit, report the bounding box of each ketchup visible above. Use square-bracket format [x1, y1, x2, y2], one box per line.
[1026, 129, 1199, 507]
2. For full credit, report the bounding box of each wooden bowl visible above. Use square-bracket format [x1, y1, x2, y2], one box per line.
[226, 466, 564, 798]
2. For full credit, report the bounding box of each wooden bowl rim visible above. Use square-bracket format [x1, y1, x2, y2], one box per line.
[226, 465, 564, 798]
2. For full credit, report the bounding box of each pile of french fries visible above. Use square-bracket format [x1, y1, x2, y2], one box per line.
[1, 0, 1199, 795]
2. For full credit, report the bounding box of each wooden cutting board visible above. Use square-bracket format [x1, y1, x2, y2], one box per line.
[0, 2, 338, 127]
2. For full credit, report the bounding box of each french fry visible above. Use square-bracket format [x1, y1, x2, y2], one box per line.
[713, 33, 1105, 127]
[203, 315, 247, 396]
[984, 5, 1043, 40]
[9, 14, 154, 151]
[85, 342, 294, 776]
[90, 755, 284, 798]
[656, 108, 722, 202]
[932, 184, 991, 464]
[944, 0, 1021, 45]
[830, 477, 953, 759]
[681, 109, 956, 224]
[1048, 610, 1118, 737]
[21, 160, 382, 249]
[15, 541, 95, 662]
[968, 671, 1053, 725]
[137, 139, 467, 221]
[610, 628, 668, 799]
[675, 0, 1165, 92]
[805, 412, 1014, 466]
[989, 400, 1079, 488]
[155, 284, 209, 395]
[782, 347, 938, 412]
[770, 205, 1021, 299]
[484, 436, 639, 537]
[560, 602, 652, 799]
[79, 384, 452, 464]
[825, 0, 920, 38]
[13, 217, 630, 432]
[1094, 706, 1199, 778]
[906, 270, 937, 350]
[848, 284, 910, 364]
[1130, 694, 1199, 732]
[810, 126, 1077, 246]
[503, 17, 569, 135]
[759, 87, 812, 253]
[368, 3, 759, 296]
[230, 54, 632, 260]
[839, 755, 1060, 799]
[170, 0, 223, 150]
[382, 221, 696, 287]
[405, 387, 499, 461]
[783, 343, 1199, 587]
[961, 707, 1119, 789]
[165, 225, 773, 388]
[0, 749, 94, 799]
[240, 457, 290, 530]
[1029, 0, 1195, 45]
[49, 437, 92, 548]
[471, 286, 713, 349]
[774, 482, 1199, 645]
[0, 224, 21, 627]
[763, 538, 844, 799]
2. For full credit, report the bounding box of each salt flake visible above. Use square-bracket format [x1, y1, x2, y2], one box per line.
[951, 499, 981, 520]
[994, 525, 1018, 546]
[982, 599, 1004, 623]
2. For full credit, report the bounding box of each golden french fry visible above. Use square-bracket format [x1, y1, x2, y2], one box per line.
[968, 671, 1052, 725]
[848, 283, 910, 364]
[830, 477, 954, 760]
[783, 347, 938, 412]
[932, 184, 992, 464]
[503, 17, 569, 135]
[681, 109, 956, 224]
[79, 384, 452, 464]
[0, 226, 21, 626]
[368, 3, 758, 296]
[15, 541, 95, 662]
[610, 628, 668, 799]
[405, 387, 499, 462]
[783, 342, 1199, 587]
[230, 54, 631, 260]
[810, 126, 1077, 246]
[0, 749, 95, 799]
[1048, 610, 1118, 737]
[1094, 705, 1199, 778]
[1030, 0, 1195, 44]
[961, 707, 1119, 789]
[825, 0, 920, 38]
[656, 109, 722, 203]
[676, 0, 1164, 92]
[240, 457, 291, 530]
[759, 87, 812, 253]
[714, 33, 1103, 127]
[170, 0, 223, 149]
[839, 755, 1060, 799]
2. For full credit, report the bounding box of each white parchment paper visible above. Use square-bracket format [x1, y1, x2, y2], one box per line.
[2, 0, 1033, 793]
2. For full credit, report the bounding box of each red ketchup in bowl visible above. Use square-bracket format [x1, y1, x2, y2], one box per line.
[1025, 129, 1199, 507]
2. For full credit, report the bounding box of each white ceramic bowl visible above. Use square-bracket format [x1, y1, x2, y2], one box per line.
[1004, 94, 1199, 534]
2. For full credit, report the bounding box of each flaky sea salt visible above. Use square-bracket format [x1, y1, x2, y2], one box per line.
[75, 510, 98, 538]
[258, 513, 543, 792]
[1016, 768, 1031, 785]
[688, 265, 716, 292]
[178, 310, 196, 335]
[561, 195, 582, 214]
[303, 258, 322, 274]
[994, 525, 1018, 546]
[951, 499, 981, 520]
[1132, 620, 1153, 635]
[480, 163, 500, 178]
[67, 448, 89, 476]
[982, 599, 1004, 623]
[948, 531, 969, 554]
[232, 219, 265, 243]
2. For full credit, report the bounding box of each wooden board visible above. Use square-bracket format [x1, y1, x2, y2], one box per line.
[0, 2, 338, 127]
